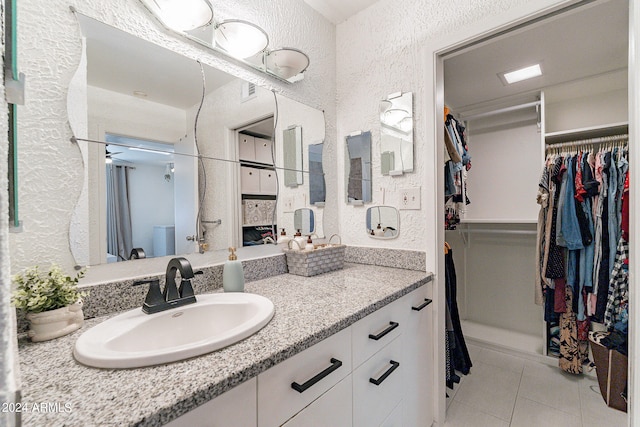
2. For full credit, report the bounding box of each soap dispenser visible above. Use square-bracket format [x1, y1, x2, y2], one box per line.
[294, 229, 306, 248]
[223, 247, 245, 292]
[305, 236, 314, 251]
[277, 228, 291, 247]
[374, 223, 385, 237]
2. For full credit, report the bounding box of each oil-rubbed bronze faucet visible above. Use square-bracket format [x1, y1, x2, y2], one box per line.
[133, 257, 202, 314]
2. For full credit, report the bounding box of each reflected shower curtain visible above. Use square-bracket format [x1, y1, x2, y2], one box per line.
[106, 164, 133, 261]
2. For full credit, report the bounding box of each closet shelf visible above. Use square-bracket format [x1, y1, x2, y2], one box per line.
[459, 219, 538, 224]
[544, 122, 628, 144]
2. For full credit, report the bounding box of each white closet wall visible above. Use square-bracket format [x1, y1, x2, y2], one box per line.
[464, 114, 541, 221]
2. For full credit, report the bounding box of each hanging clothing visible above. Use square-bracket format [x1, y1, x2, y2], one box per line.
[443, 112, 471, 230]
[444, 245, 472, 382]
[536, 138, 628, 375]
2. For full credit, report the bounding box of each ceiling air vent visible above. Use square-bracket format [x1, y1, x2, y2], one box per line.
[241, 82, 257, 102]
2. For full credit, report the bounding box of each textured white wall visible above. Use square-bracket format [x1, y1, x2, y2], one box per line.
[335, 0, 533, 250]
[10, 0, 336, 273]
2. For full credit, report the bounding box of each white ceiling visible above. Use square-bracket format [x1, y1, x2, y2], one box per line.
[303, 0, 379, 24]
[444, 0, 628, 111]
[78, 14, 236, 110]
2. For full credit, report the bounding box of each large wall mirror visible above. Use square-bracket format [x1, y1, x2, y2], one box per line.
[64, 14, 326, 266]
[380, 92, 413, 175]
[345, 131, 372, 204]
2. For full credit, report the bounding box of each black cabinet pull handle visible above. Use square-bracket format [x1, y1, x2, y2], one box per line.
[411, 298, 433, 311]
[291, 358, 342, 393]
[368, 321, 399, 341]
[369, 360, 400, 386]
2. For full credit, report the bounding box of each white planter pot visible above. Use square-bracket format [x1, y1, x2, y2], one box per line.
[26, 302, 84, 342]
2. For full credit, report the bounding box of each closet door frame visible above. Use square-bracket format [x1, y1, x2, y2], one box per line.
[423, 0, 638, 424]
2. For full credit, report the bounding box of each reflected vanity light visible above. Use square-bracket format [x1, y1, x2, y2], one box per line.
[265, 48, 310, 80]
[379, 100, 392, 114]
[214, 19, 269, 59]
[139, 0, 213, 31]
[398, 116, 413, 132]
[383, 109, 409, 126]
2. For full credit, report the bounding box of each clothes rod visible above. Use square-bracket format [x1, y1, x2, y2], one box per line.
[546, 134, 628, 150]
[459, 229, 537, 236]
[460, 101, 540, 121]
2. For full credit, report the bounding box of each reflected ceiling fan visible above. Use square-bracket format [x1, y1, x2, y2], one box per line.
[105, 146, 132, 164]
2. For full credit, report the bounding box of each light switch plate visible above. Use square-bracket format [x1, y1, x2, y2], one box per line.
[282, 196, 295, 212]
[399, 187, 421, 210]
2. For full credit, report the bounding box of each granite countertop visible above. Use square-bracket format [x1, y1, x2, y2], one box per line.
[18, 263, 433, 427]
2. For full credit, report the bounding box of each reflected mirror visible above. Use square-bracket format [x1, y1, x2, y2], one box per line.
[294, 208, 315, 235]
[346, 131, 372, 204]
[283, 126, 303, 187]
[380, 92, 413, 175]
[275, 95, 326, 239]
[309, 143, 326, 205]
[366, 206, 399, 239]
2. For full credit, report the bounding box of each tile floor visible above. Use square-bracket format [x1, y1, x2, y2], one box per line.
[444, 343, 628, 427]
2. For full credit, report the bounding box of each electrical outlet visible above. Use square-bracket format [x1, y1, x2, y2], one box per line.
[399, 187, 421, 210]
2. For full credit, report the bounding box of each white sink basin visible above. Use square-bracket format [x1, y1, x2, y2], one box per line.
[74, 293, 274, 369]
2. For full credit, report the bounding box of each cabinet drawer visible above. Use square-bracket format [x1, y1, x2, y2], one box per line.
[258, 327, 352, 427]
[259, 169, 277, 194]
[352, 297, 408, 368]
[241, 166, 261, 194]
[254, 137, 273, 164]
[282, 375, 352, 427]
[353, 336, 403, 427]
[239, 134, 256, 161]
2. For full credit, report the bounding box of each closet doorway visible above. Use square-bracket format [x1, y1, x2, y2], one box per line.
[428, 0, 637, 424]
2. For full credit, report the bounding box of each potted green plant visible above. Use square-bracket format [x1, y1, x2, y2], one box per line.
[12, 264, 87, 342]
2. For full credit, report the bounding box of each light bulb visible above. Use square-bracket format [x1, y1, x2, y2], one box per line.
[214, 20, 268, 59]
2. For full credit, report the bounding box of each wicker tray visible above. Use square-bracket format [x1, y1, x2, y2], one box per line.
[283, 244, 346, 277]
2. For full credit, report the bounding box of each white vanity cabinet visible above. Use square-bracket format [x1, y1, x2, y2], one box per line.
[167, 285, 433, 427]
[165, 377, 257, 427]
[402, 285, 434, 426]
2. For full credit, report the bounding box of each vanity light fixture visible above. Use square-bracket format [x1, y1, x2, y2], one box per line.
[138, 0, 309, 82]
[214, 20, 269, 59]
[500, 64, 542, 84]
[265, 48, 310, 80]
[139, 0, 213, 32]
